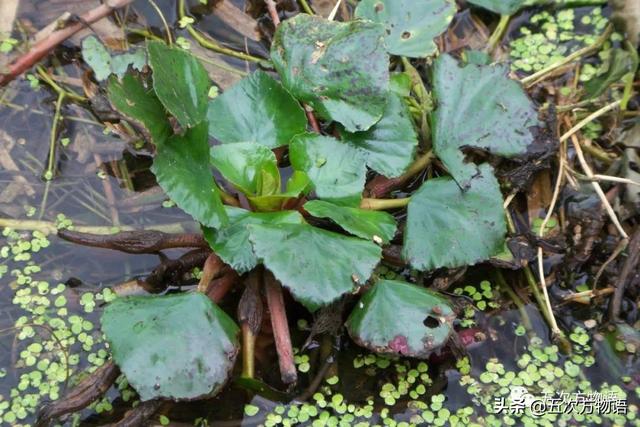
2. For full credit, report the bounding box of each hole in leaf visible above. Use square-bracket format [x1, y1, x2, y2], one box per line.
[374, 3, 384, 12]
[401, 31, 412, 39]
[423, 315, 440, 328]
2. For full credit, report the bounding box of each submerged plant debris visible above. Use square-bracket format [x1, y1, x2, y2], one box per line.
[0, 0, 639, 426]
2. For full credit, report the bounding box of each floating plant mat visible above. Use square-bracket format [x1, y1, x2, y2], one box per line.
[1, 0, 639, 425]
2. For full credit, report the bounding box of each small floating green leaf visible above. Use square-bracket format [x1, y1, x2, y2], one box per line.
[304, 200, 397, 243]
[346, 280, 455, 358]
[148, 41, 210, 128]
[432, 53, 541, 188]
[355, 0, 456, 58]
[151, 122, 227, 228]
[249, 223, 382, 311]
[207, 71, 307, 148]
[271, 14, 390, 132]
[403, 164, 506, 270]
[101, 292, 239, 401]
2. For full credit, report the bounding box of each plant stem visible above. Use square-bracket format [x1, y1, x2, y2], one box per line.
[298, 0, 315, 14]
[44, 91, 65, 181]
[238, 270, 263, 379]
[178, 0, 268, 65]
[360, 197, 411, 211]
[197, 253, 225, 293]
[494, 270, 533, 333]
[147, 0, 172, 45]
[265, 0, 281, 26]
[366, 151, 434, 198]
[241, 323, 256, 379]
[264, 272, 297, 384]
[521, 24, 613, 87]
[487, 15, 510, 53]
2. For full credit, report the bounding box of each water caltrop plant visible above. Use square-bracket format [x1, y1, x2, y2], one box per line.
[100, 3, 546, 402]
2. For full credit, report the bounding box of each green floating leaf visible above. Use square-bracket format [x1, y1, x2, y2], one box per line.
[249, 223, 382, 311]
[290, 133, 366, 204]
[207, 70, 307, 148]
[432, 53, 541, 188]
[151, 122, 227, 228]
[346, 280, 455, 358]
[354, 0, 456, 58]
[82, 36, 112, 81]
[101, 292, 239, 401]
[83, 36, 147, 81]
[271, 14, 389, 132]
[210, 142, 279, 197]
[148, 41, 210, 128]
[203, 207, 304, 274]
[340, 92, 418, 178]
[304, 200, 397, 243]
[107, 74, 171, 145]
[403, 164, 506, 270]
[466, 0, 532, 15]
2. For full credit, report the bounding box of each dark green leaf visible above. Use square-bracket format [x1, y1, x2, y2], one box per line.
[148, 41, 210, 128]
[290, 133, 366, 204]
[340, 93, 418, 178]
[210, 142, 279, 196]
[107, 74, 171, 145]
[151, 122, 227, 228]
[432, 54, 541, 188]
[203, 207, 304, 274]
[207, 70, 307, 148]
[585, 48, 639, 99]
[304, 200, 397, 243]
[101, 292, 239, 401]
[466, 0, 531, 15]
[346, 279, 455, 358]
[403, 164, 506, 270]
[354, 0, 456, 58]
[249, 223, 381, 311]
[271, 14, 389, 132]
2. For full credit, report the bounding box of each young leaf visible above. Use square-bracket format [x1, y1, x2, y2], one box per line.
[340, 92, 418, 178]
[101, 293, 239, 401]
[432, 54, 541, 188]
[203, 208, 304, 274]
[304, 200, 397, 243]
[346, 280, 455, 358]
[248, 171, 312, 212]
[107, 74, 171, 145]
[354, 0, 456, 58]
[290, 133, 366, 204]
[207, 71, 307, 148]
[82, 36, 112, 81]
[148, 41, 210, 128]
[210, 142, 280, 196]
[249, 223, 382, 311]
[271, 14, 390, 132]
[466, 0, 533, 15]
[403, 164, 506, 270]
[151, 122, 227, 228]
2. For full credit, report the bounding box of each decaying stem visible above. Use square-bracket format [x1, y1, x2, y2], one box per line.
[264, 272, 297, 384]
[58, 229, 208, 254]
[238, 270, 264, 379]
[197, 253, 226, 293]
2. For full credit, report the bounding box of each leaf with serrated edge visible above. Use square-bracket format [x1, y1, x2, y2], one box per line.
[355, 0, 456, 58]
[207, 71, 307, 148]
[304, 200, 397, 243]
[249, 223, 381, 311]
[271, 14, 389, 132]
[432, 54, 541, 188]
[346, 280, 455, 358]
[101, 293, 239, 401]
[151, 122, 227, 228]
[290, 133, 366, 204]
[403, 164, 506, 270]
[203, 207, 304, 274]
